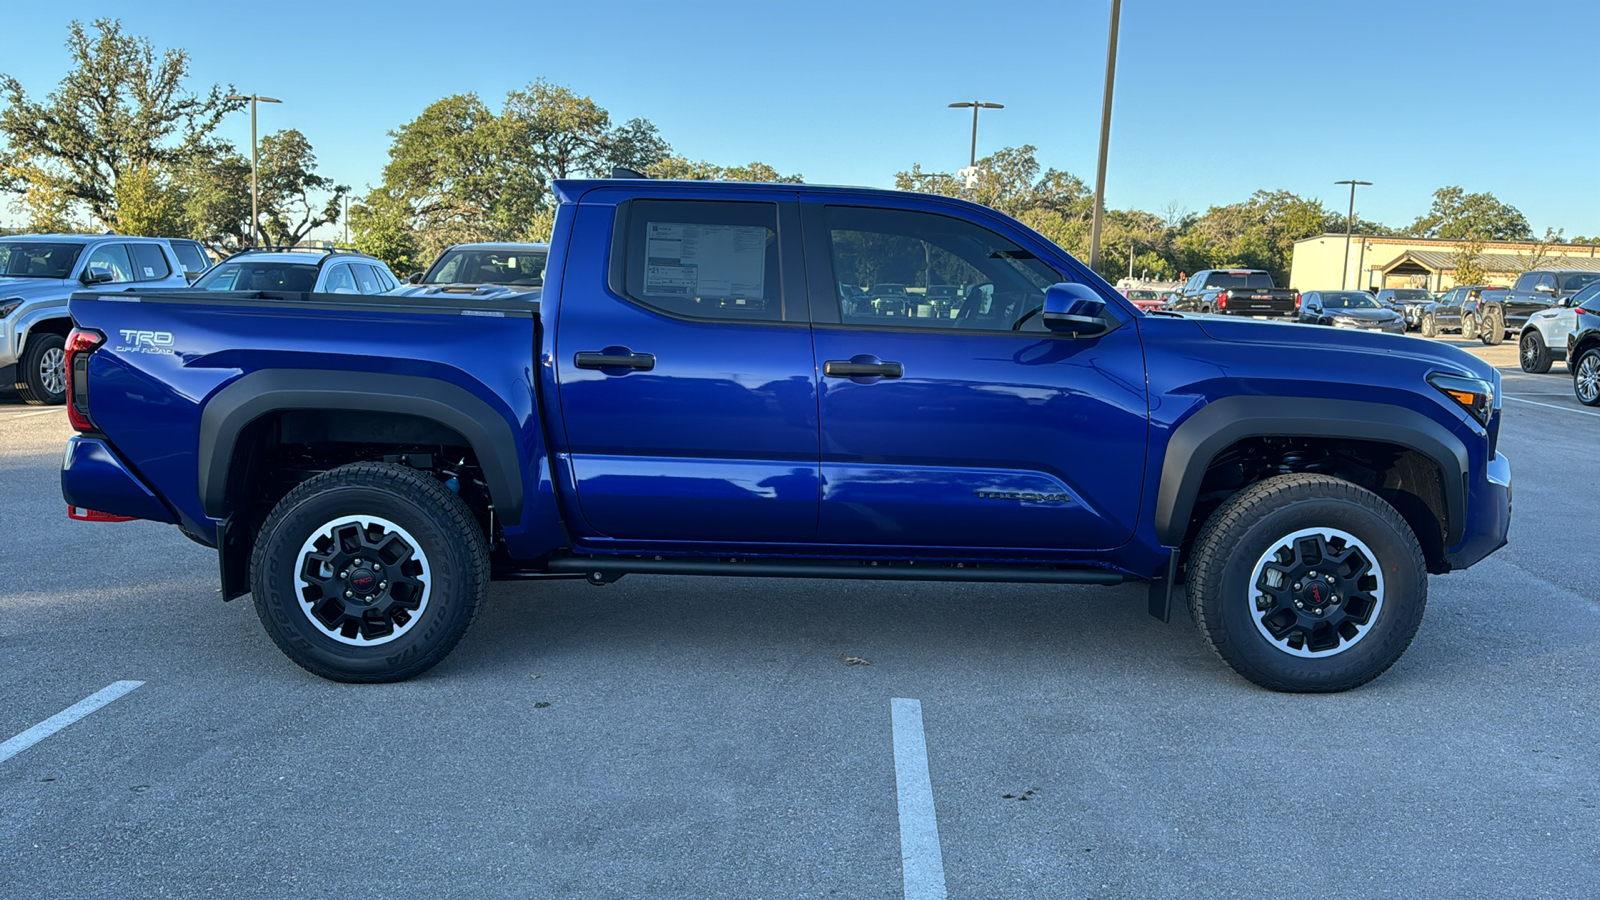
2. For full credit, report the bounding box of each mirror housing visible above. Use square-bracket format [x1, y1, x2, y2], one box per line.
[1041, 283, 1111, 337]
[79, 266, 115, 285]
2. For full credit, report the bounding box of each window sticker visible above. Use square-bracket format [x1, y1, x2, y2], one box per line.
[644, 222, 766, 299]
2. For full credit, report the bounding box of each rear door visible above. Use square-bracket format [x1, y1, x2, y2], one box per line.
[552, 189, 820, 546]
[800, 198, 1149, 553]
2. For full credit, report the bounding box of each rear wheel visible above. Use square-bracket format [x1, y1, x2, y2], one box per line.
[1461, 312, 1479, 341]
[249, 462, 490, 682]
[1420, 313, 1439, 338]
[1576, 349, 1600, 407]
[14, 333, 67, 405]
[1480, 308, 1504, 345]
[1187, 473, 1427, 693]
[1519, 330, 1552, 374]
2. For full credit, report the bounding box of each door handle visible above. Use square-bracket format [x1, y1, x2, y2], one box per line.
[575, 351, 656, 371]
[824, 360, 903, 378]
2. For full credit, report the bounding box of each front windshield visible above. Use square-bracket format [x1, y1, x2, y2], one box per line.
[195, 261, 319, 292]
[0, 242, 84, 279]
[1324, 292, 1380, 309]
[425, 248, 547, 286]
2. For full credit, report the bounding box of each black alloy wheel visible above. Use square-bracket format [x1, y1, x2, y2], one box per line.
[1480, 308, 1505, 345]
[250, 462, 490, 682]
[1187, 473, 1427, 693]
[1519, 331, 1552, 374]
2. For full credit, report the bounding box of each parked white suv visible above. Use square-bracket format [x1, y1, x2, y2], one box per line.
[1518, 281, 1600, 373]
[192, 247, 402, 295]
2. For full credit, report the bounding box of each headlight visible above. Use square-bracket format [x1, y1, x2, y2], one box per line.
[0, 298, 22, 318]
[1427, 372, 1494, 425]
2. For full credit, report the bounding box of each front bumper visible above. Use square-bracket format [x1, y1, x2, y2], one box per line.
[61, 436, 176, 524]
[1444, 451, 1511, 571]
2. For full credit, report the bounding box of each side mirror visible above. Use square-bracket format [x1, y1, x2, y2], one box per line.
[1041, 283, 1111, 337]
[407, 272, 424, 284]
[80, 266, 115, 285]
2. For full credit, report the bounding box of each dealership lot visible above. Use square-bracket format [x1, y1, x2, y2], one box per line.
[2, 340, 1596, 898]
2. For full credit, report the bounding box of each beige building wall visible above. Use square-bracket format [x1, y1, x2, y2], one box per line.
[1289, 234, 1600, 292]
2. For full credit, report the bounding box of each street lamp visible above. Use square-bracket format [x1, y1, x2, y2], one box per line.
[225, 93, 282, 247]
[948, 101, 1004, 185]
[1335, 179, 1372, 290]
[1088, 0, 1122, 271]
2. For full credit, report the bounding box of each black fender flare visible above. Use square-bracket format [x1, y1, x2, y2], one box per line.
[1154, 396, 1468, 547]
[197, 369, 525, 525]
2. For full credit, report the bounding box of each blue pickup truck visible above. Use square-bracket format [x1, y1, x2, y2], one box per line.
[59, 179, 1512, 692]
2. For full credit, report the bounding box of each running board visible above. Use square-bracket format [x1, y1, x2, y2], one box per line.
[534, 557, 1129, 586]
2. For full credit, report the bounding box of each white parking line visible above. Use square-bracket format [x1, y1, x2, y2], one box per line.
[1504, 395, 1600, 418]
[891, 698, 948, 900]
[0, 681, 144, 764]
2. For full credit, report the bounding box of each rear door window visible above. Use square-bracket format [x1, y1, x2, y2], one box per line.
[129, 243, 172, 282]
[352, 264, 380, 294]
[613, 199, 782, 321]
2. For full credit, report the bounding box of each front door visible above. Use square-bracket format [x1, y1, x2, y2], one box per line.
[553, 192, 820, 547]
[801, 200, 1149, 554]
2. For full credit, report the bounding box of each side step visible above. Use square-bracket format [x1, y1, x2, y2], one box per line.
[529, 557, 1130, 587]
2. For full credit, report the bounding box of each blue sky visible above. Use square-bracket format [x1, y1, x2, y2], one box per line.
[4, 0, 1598, 237]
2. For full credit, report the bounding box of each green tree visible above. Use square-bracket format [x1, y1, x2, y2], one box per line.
[1450, 235, 1489, 285]
[254, 129, 348, 246]
[1408, 186, 1531, 241]
[0, 18, 240, 230]
[113, 164, 184, 236]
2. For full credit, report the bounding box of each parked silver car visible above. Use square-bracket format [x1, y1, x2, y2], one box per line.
[1, 234, 193, 404]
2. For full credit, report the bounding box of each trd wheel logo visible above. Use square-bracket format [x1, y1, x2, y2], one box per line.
[973, 490, 1071, 503]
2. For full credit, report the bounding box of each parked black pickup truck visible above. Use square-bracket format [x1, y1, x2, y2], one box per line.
[1476, 269, 1600, 345]
[1168, 269, 1299, 317]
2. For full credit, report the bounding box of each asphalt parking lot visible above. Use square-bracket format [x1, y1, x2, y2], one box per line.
[2, 337, 1597, 899]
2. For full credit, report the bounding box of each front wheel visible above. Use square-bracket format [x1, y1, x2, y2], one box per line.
[1461, 312, 1479, 341]
[14, 333, 67, 405]
[1186, 474, 1427, 693]
[249, 462, 491, 682]
[1519, 330, 1552, 374]
[1480, 308, 1505, 345]
[1576, 349, 1600, 407]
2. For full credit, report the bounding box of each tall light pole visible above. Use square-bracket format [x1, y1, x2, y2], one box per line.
[948, 101, 1004, 185]
[1088, 0, 1122, 272]
[1335, 179, 1371, 290]
[225, 93, 282, 247]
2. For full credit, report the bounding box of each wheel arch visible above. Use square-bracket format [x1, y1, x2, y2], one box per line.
[198, 369, 526, 527]
[1155, 396, 1468, 562]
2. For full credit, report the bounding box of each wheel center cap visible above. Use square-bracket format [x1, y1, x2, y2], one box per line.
[348, 568, 379, 596]
[1302, 581, 1331, 608]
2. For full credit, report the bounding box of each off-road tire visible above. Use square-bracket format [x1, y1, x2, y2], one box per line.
[1420, 313, 1438, 338]
[1519, 330, 1552, 374]
[1576, 348, 1600, 407]
[1187, 473, 1427, 693]
[249, 462, 490, 682]
[1461, 312, 1479, 341]
[1480, 308, 1505, 345]
[14, 333, 67, 405]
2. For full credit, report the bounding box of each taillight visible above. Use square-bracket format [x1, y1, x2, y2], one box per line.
[65, 328, 104, 432]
